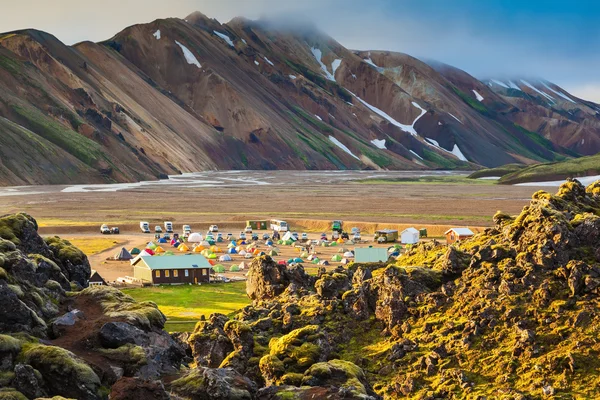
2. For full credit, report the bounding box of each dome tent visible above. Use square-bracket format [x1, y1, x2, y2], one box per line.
[154, 246, 165, 254]
[343, 251, 354, 258]
[157, 238, 167, 243]
[130, 247, 141, 255]
[331, 254, 342, 262]
[212, 264, 226, 273]
[113, 247, 132, 261]
[146, 242, 157, 250]
[219, 254, 232, 262]
[228, 248, 238, 254]
[230, 264, 240, 272]
[188, 232, 203, 242]
[178, 244, 190, 252]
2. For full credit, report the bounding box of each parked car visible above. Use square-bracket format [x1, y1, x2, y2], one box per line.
[209, 225, 219, 232]
[239, 232, 247, 240]
[301, 233, 308, 240]
[100, 224, 110, 234]
[110, 227, 120, 234]
[155, 226, 163, 233]
[320, 233, 327, 240]
[353, 232, 362, 241]
[164, 221, 173, 233]
[292, 232, 299, 240]
[244, 226, 253, 233]
[251, 233, 259, 241]
[164, 233, 171, 240]
[331, 231, 340, 240]
[154, 233, 161, 240]
[262, 233, 270, 240]
[341, 231, 349, 240]
[216, 233, 224, 242]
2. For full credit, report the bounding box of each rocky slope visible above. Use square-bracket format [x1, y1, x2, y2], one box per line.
[0, 12, 597, 185]
[3, 180, 600, 398]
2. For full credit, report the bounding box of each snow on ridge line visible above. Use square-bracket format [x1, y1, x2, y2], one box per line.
[507, 81, 520, 90]
[153, 30, 161, 40]
[448, 113, 462, 124]
[310, 47, 336, 81]
[213, 31, 235, 47]
[175, 41, 201, 68]
[472, 90, 484, 102]
[541, 82, 576, 103]
[490, 79, 509, 88]
[409, 150, 423, 160]
[521, 80, 554, 102]
[371, 139, 387, 149]
[289, 75, 297, 80]
[329, 136, 360, 160]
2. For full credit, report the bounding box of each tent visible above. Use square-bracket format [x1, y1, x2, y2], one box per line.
[230, 264, 240, 272]
[194, 245, 205, 253]
[146, 242, 157, 250]
[212, 264, 226, 273]
[164, 251, 174, 256]
[300, 252, 308, 258]
[266, 240, 273, 246]
[244, 253, 253, 259]
[238, 261, 248, 270]
[321, 242, 329, 247]
[144, 248, 155, 256]
[113, 247, 133, 261]
[219, 254, 232, 262]
[154, 246, 165, 254]
[211, 246, 222, 253]
[178, 244, 190, 252]
[268, 250, 278, 256]
[228, 248, 238, 254]
[331, 254, 342, 262]
[337, 239, 344, 244]
[170, 239, 178, 246]
[319, 260, 330, 266]
[307, 254, 316, 261]
[239, 250, 247, 256]
[343, 251, 354, 258]
[188, 233, 203, 243]
[282, 231, 297, 242]
[311, 258, 320, 264]
[157, 238, 167, 244]
[287, 258, 295, 264]
[130, 247, 141, 255]
[346, 240, 355, 245]
[278, 260, 287, 266]
[341, 258, 350, 265]
[277, 240, 284, 245]
[401, 227, 420, 244]
[338, 248, 349, 253]
[330, 242, 338, 247]
[258, 252, 266, 256]
[200, 240, 211, 247]
[294, 257, 303, 263]
[208, 253, 217, 259]
[209, 259, 216, 266]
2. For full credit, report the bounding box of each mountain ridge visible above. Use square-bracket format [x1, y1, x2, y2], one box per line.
[0, 12, 597, 185]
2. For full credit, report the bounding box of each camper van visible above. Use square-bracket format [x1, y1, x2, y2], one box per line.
[100, 224, 110, 234]
[140, 221, 150, 233]
[270, 219, 289, 232]
[164, 221, 173, 233]
[183, 225, 191, 235]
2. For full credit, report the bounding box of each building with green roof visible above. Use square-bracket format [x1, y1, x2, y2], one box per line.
[132, 255, 211, 285]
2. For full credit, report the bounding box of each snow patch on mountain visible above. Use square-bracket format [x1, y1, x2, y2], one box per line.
[263, 57, 274, 66]
[424, 138, 468, 161]
[507, 81, 520, 90]
[331, 59, 342, 77]
[213, 31, 235, 47]
[370, 139, 387, 149]
[410, 150, 423, 160]
[472, 90, 484, 102]
[254, 60, 259, 66]
[329, 136, 360, 160]
[153, 30, 161, 40]
[363, 57, 384, 72]
[314, 114, 322, 121]
[288, 75, 296, 80]
[448, 113, 462, 124]
[451, 144, 468, 161]
[541, 82, 576, 103]
[310, 47, 335, 81]
[352, 93, 426, 136]
[490, 79, 509, 88]
[521, 80, 554, 102]
[175, 41, 201, 68]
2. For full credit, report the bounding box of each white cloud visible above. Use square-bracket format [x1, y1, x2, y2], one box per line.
[567, 83, 600, 103]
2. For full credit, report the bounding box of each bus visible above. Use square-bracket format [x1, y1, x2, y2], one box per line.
[270, 219, 289, 232]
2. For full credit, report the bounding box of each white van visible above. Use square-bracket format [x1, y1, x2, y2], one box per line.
[140, 221, 150, 233]
[164, 221, 173, 233]
[270, 220, 288, 232]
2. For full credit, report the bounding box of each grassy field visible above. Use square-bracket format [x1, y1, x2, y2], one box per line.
[467, 163, 525, 179]
[66, 237, 124, 255]
[123, 282, 250, 332]
[499, 153, 600, 184]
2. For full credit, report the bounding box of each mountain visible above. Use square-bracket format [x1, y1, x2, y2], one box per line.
[0, 12, 597, 185]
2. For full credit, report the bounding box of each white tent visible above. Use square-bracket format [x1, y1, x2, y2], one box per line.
[200, 240, 211, 247]
[239, 250, 247, 256]
[130, 250, 152, 265]
[401, 227, 420, 244]
[219, 254, 232, 262]
[244, 253, 253, 259]
[239, 261, 248, 270]
[343, 251, 354, 258]
[188, 232, 203, 242]
[282, 231, 297, 242]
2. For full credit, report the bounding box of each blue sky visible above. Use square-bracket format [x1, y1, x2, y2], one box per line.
[2, 0, 599, 100]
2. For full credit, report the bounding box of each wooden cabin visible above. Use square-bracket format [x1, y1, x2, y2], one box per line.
[445, 228, 474, 244]
[89, 270, 107, 286]
[132, 254, 212, 285]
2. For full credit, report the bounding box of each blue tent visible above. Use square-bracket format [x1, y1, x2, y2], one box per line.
[228, 248, 238, 254]
[158, 238, 167, 243]
[294, 257, 303, 263]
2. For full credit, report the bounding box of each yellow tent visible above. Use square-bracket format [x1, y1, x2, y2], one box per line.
[178, 244, 190, 252]
[201, 249, 213, 257]
[154, 246, 165, 254]
[211, 246, 223, 253]
[194, 245, 205, 253]
[337, 238, 344, 244]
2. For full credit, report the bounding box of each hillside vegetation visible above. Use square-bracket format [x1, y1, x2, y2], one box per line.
[498, 153, 600, 184]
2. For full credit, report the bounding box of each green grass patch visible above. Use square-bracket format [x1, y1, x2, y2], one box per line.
[452, 87, 488, 114]
[122, 282, 250, 332]
[499, 153, 600, 185]
[354, 175, 494, 186]
[467, 163, 526, 179]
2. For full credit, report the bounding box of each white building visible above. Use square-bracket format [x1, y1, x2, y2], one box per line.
[400, 227, 420, 244]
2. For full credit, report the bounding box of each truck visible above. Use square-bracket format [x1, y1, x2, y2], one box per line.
[140, 221, 150, 233]
[164, 221, 173, 233]
[183, 225, 192, 237]
[332, 220, 343, 233]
